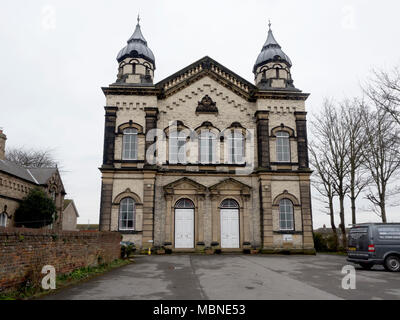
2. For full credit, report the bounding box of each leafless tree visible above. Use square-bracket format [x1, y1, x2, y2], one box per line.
[309, 141, 338, 250]
[311, 99, 350, 248]
[364, 66, 400, 126]
[5, 147, 59, 168]
[342, 99, 371, 224]
[362, 109, 400, 222]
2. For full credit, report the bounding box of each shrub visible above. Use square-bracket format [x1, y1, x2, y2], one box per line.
[14, 188, 56, 228]
[313, 232, 328, 252]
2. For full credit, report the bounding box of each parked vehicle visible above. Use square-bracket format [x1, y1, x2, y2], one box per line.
[347, 223, 400, 272]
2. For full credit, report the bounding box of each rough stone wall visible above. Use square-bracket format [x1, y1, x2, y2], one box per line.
[0, 228, 121, 293]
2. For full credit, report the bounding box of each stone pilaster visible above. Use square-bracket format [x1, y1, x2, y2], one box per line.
[144, 107, 159, 164]
[299, 174, 314, 250]
[259, 175, 273, 249]
[295, 112, 309, 169]
[142, 171, 156, 248]
[102, 106, 118, 167]
[99, 174, 113, 231]
[255, 111, 271, 169]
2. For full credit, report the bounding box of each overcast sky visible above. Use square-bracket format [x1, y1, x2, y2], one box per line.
[1, 0, 399, 228]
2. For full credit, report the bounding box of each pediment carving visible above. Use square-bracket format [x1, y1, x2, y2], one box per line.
[196, 95, 218, 114]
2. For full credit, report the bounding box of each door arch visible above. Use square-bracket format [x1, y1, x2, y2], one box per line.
[174, 198, 195, 249]
[220, 199, 240, 249]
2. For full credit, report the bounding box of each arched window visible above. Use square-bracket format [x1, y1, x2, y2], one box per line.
[169, 131, 187, 164]
[227, 131, 245, 164]
[122, 128, 138, 160]
[279, 199, 294, 231]
[220, 199, 239, 209]
[119, 198, 136, 231]
[132, 63, 136, 74]
[199, 130, 217, 164]
[0, 213, 7, 227]
[175, 198, 195, 209]
[276, 131, 290, 162]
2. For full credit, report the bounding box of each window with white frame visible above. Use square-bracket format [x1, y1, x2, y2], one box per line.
[199, 131, 217, 164]
[169, 131, 187, 164]
[276, 131, 290, 162]
[0, 213, 7, 227]
[279, 199, 294, 231]
[119, 198, 135, 231]
[122, 128, 138, 160]
[227, 131, 245, 164]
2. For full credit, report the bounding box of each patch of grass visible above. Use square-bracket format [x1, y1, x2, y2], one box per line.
[0, 259, 131, 300]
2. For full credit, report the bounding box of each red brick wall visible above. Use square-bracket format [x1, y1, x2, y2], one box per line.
[0, 227, 122, 293]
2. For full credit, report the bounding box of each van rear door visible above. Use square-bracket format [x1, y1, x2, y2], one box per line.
[348, 226, 370, 259]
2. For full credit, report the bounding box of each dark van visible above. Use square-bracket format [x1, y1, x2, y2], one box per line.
[347, 223, 400, 272]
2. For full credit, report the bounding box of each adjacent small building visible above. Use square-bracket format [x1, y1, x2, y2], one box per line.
[0, 130, 66, 229]
[62, 199, 79, 231]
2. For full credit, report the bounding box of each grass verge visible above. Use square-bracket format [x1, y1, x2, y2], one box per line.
[0, 258, 132, 300]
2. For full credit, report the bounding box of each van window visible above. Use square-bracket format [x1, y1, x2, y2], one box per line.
[349, 227, 368, 239]
[377, 227, 400, 240]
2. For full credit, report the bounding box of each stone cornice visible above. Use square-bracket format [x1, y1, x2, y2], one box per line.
[102, 56, 310, 102]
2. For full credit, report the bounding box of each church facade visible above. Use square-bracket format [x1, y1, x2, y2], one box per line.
[99, 19, 315, 253]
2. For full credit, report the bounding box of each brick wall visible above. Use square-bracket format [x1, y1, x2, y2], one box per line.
[0, 227, 121, 293]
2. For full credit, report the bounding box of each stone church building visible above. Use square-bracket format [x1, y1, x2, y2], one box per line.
[99, 19, 314, 253]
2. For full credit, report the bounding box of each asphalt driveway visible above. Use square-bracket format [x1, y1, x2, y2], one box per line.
[43, 254, 400, 300]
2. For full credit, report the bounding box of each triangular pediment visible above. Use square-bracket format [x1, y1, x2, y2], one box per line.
[209, 178, 251, 192]
[156, 56, 257, 101]
[163, 177, 207, 193]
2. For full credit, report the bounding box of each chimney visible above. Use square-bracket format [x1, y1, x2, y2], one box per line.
[0, 129, 6, 160]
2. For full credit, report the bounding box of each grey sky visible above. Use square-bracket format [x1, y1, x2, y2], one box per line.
[0, 0, 399, 228]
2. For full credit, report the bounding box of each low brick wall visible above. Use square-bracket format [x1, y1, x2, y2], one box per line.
[0, 227, 122, 293]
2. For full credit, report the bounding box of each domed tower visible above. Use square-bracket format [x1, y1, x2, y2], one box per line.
[116, 16, 155, 85]
[253, 22, 295, 90]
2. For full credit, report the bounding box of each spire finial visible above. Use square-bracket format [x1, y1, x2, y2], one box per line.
[137, 14, 140, 25]
[268, 19, 272, 30]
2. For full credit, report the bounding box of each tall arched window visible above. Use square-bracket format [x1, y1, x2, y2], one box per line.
[0, 213, 7, 227]
[122, 128, 138, 160]
[119, 198, 136, 231]
[227, 131, 245, 164]
[199, 131, 217, 164]
[169, 131, 187, 164]
[279, 199, 294, 231]
[220, 199, 239, 208]
[175, 198, 195, 209]
[276, 131, 290, 162]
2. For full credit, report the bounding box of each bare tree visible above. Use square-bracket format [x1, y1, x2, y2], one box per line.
[365, 66, 400, 126]
[6, 147, 59, 168]
[362, 109, 400, 222]
[342, 99, 371, 224]
[312, 99, 350, 248]
[309, 141, 338, 250]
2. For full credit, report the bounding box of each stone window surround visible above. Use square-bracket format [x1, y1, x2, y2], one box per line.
[272, 191, 302, 233]
[112, 188, 143, 234]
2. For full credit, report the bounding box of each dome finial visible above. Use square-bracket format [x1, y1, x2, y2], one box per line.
[137, 14, 140, 25]
[268, 19, 271, 30]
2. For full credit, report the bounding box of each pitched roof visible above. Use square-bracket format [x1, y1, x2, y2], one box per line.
[103, 56, 309, 101]
[63, 199, 73, 210]
[0, 159, 57, 185]
[63, 199, 79, 217]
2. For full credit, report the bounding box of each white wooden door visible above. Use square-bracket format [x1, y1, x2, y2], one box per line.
[175, 209, 194, 248]
[220, 209, 240, 248]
